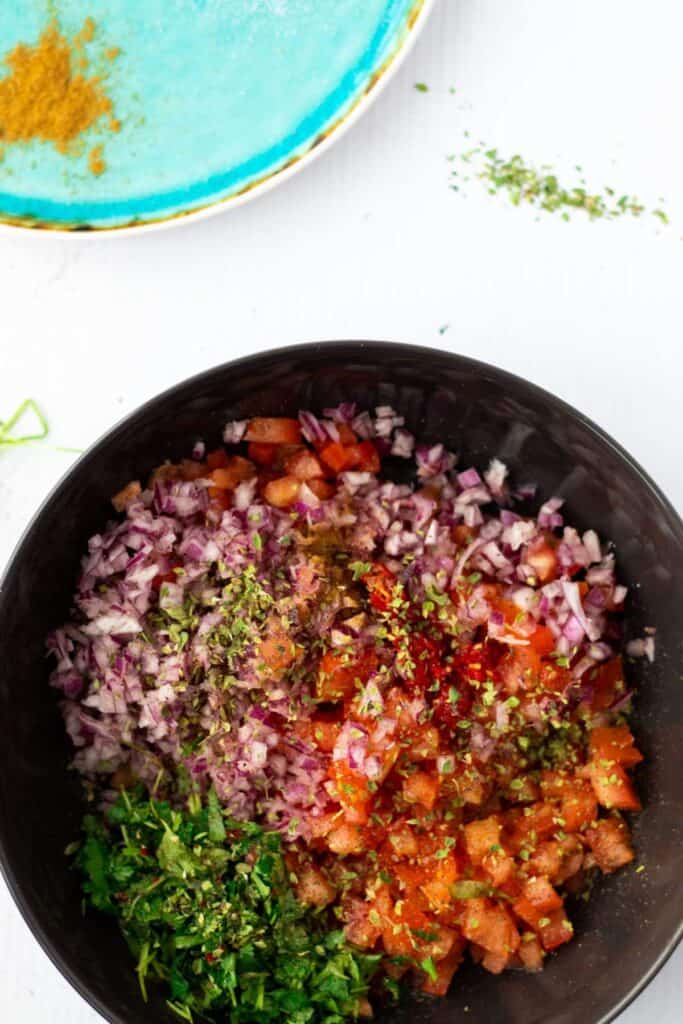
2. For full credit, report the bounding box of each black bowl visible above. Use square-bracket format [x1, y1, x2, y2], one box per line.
[1, 341, 682, 1024]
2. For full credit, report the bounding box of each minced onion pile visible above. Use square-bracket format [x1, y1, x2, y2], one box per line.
[49, 404, 653, 1021]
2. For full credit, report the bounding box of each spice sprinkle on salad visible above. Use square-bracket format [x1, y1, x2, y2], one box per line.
[49, 404, 653, 1022]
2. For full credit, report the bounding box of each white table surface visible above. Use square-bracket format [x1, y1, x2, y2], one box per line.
[0, 0, 681, 1019]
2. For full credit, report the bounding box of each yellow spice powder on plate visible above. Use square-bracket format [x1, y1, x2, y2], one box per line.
[0, 18, 117, 172]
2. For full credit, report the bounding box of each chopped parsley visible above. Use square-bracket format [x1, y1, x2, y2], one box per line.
[75, 789, 380, 1023]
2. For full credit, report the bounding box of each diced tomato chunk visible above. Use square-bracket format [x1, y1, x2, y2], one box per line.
[588, 762, 641, 812]
[481, 950, 511, 974]
[344, 440, 381, 474]
[316, 649, 376, 702]
[498, 645, 543, 693]
[207, 488, 231, 511]
[560, 784, 598, 831]
[112, 480, 141, 512]
[420, 946, 464, 996]
[482, 851, 515, 887]
[248, 441, 278, 466]
[527, 835, 583, 884]
[210, 456, 255, 490]
[538, 908, 574, 951]
[525, 541, 558, 583]
[306, 477, 336, 500]
[320, 441, 350, 474]
[284, 447, 324, 481]
[206, 447, 230, 470]
[589, 726, 643, 768]
[461, 899, 520, 957]
[464, 816, 502, 865]
[244, 417, 302, 444]
[262, 475, 301, 508]
[528, 625, 557, 657]
[311, 719, 342, 752]
[518, 935, 545, 971]
[336, 422, 358, 446]
[295, 865, 336, 907]
[402, 771, 439, 810]
[327, 821, 366, 855]
[585, 817, 635, 873]
[588, 656, 626, 710]
[513, 879, 562, 930]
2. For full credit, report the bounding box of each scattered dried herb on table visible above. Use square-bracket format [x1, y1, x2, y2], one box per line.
[450, 143, 669, 224]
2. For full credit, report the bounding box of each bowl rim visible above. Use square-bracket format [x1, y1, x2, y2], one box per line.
[1, 339, 681, 1023]
[0, 0, 435, 238]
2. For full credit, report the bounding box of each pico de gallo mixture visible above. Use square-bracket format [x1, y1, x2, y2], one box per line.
[49, 404, 654, 1023]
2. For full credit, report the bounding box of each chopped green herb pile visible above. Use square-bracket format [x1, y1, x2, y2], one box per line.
[75, 788, 380, 1023]
[0, 398, 48, 448]
[451, 145, 669, 224]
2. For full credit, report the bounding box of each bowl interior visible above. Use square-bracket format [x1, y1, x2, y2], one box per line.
[0, 342, 681, 1024]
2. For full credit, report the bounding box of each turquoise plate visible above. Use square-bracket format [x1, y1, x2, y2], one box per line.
[0, 1, 431, 231]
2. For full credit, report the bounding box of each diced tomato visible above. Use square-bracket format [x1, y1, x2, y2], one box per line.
[262, 475, 301, 508]
[527, 835, 583, 884]
[419, 851, 460, 910]
[327, 820, 366, 855]
[311, 719, 342, 753]
[528, 625, 557, 657]
[316, 649, 377, 702]
[257, 616, 300, 679]
[385, 824, 420, 859]
[481, 950, 511, 974]
[584, 816, 635, 873]
[525, 540, 558, 583]
[560, 783, 598, 831]
[344, 440, 381, 474]
[206, 447, 230, 470]
[588, 762, 641, 812]
[344, 902, 382, 949]
[209, 456, 255, 490]
[538, 660, 572, 695]
[320, 441, 350, 474]
[112, 480, 141, 512]
[295, 865, 336, 907]
[589, 726, 643, 768]
[402, 771, 439, 810]
[244, 417, 302, 445]
[179, 459, 204, 481]
[420, 946, 464, 996]
[335, 422, 358, 446]
[508, 802, 557, 851]
[248, 442, 278, 466]
[498, 645, 543, 693]
[306, 477, 336, 500]
[410, 725, 441, 760]
[284, 447, 324, 481]
[518, 934, 545, 972]
[464, 816, 502, 865]
[538, 908, 574, 951]
[461, 899, 520, 957]
[207, 488, 232, 511]
[588, 656, 626, 710]
[482, 851, 515, 888]
[329, 761, 373, 825]
[513, 879, 562, 930]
